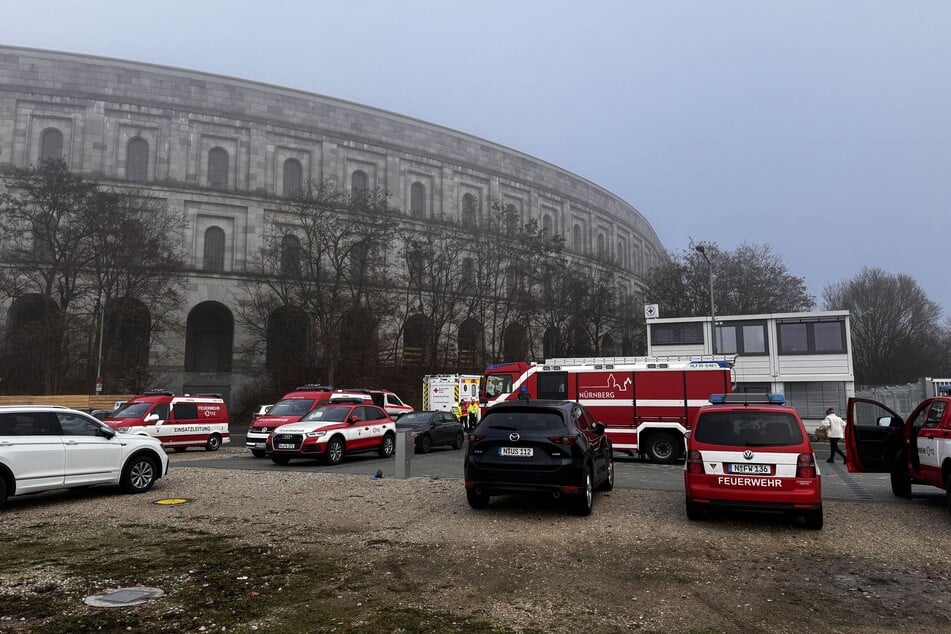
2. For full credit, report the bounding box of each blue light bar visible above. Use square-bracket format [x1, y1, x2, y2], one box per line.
[708, 393, 786, 405]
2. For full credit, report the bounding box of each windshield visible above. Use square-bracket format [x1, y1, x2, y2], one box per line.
[300, 405, 351, 423]
[111, 402, 152, 419]
[268, 399, 315, 416]
[484, 375, 512, 398]
[694, 411, 804, 446]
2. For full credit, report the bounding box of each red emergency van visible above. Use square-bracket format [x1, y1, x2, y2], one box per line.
[104, 390, 230, 451]
[482, 356, 734, 463]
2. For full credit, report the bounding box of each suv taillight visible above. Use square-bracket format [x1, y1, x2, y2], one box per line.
[686, 450, 704, 474]
[797, 453, 816, 478]
[468, 433, 484, 443]
[547, 435, 578, 445]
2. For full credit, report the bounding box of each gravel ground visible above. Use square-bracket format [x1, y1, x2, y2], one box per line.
[1, 453, 950, 632]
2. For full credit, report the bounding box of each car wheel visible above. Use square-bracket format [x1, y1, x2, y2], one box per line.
[466, 488, 490, 509]
[379, 432, 395, 458]
[120, 454, 158, 494]
[418, 434, 433, 454]
[452, 431, 464, 450]
[646, 432, 679, 464]
[685, 499, 704, 521]
[890, 471, 912, 498]
[326, 437, 345, 465]
[572, 468, 594, 516]
[251, 449, 266, 458]
[205, 433, 222, 452]
[271, 455, 291, 465]
[598, 455, 615, 491]
[173, 447, 187, 453]
[804, 507, 824, 530]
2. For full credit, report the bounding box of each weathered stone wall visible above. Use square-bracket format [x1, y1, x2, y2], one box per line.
[0, 46, 666, 404]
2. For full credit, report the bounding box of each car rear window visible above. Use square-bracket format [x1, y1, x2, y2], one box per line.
[479, 410, 567, 433]
[269, 399, 315, 416]
[694, 411, 804, 447]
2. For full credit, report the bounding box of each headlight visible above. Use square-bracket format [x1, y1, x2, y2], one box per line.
[306, 431, 327, 438]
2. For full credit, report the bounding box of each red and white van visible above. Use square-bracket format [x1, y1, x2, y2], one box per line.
[104, 390, 230, 452]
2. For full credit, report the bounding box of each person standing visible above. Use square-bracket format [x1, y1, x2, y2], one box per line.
[467, 400, 480, 431]
[821, 407, 846, 463]
[517, 385, 531, 401]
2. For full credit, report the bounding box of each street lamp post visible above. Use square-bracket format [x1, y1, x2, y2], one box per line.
[695, 245, 716, 355]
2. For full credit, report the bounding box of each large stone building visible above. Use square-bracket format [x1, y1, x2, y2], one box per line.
[0, 46, 665, 405]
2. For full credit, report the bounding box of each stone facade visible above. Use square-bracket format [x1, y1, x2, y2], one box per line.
[0, 46, 665, 405]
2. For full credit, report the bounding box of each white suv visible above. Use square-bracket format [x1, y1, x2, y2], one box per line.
[0, 406, 169, 505]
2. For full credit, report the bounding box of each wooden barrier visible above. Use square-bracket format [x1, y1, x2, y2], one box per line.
[0, 394, 131, 410]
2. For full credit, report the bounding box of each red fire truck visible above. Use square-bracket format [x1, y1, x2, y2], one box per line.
[481, 356, 735, 463]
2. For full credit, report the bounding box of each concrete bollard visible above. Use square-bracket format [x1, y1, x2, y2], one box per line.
[395, 428, 413, 478]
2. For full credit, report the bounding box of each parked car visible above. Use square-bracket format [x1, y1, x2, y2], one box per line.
[0, 406, 168, 505]
[684, 393, 823, 529]
[395, 411, 464, 453]
[266, 402, 396, 465]
[247, 385, 336, 457]
[846, 396, 951, 512]
[464, 400, 614, 516]
[335, 388, 413, 419]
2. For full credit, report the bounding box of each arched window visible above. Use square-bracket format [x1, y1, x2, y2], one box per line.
[203, 226, 226, 272]
[40, 128, 63, 162]
[283, 158, 303, 197]
[184, 301, 234, 373]
[410, 182, 425, 217]
[127, 138, 149, 181]
[280, 234, 301, 277]
[351, 170, 368, 191]
[504, 204, 519, 233]
[462, 193, 477, 226]
[598, 233, 606, 259]
[208, 148, 229, 190]
[502, 323, 529, 362]
[266, 305, 309, 380]
[542, 214, 553, 236]
[573, 224, 583, 253]
[457, 318, 483, 367]
[403, 314, 433, 365]
[350, 240, 369, 287]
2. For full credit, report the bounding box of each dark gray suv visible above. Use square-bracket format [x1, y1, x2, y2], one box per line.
[464, 400, 614, 516]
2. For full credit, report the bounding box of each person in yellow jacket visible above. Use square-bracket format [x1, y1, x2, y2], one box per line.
[450, 401, 462, 421]
[467, 400, 480, 432]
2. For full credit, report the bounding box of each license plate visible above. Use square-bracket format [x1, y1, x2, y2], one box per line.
[728, 463, 770, 474]
[277, 443, 295, 449]
[253, 442, 265, 449]
[500, 447, 533, 457]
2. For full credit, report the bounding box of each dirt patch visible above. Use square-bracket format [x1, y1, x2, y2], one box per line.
[0, 469, 948, 632]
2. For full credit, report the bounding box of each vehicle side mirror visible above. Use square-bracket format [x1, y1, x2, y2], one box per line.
[592, 422, 606, 435]
[98, 426, 116, 439]
[877, 416, 898, 427]
[145, 413, 160, 423]
[348, 414, 360, 423]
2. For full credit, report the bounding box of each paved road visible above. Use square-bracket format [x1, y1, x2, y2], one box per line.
[175, 430, 945, 505]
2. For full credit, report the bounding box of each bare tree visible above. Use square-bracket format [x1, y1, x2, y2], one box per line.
[0, 159, 188, 393]
[237, 181, 398, 387]
[823, 267, 945, 384]
[646, 241, 814, 318]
